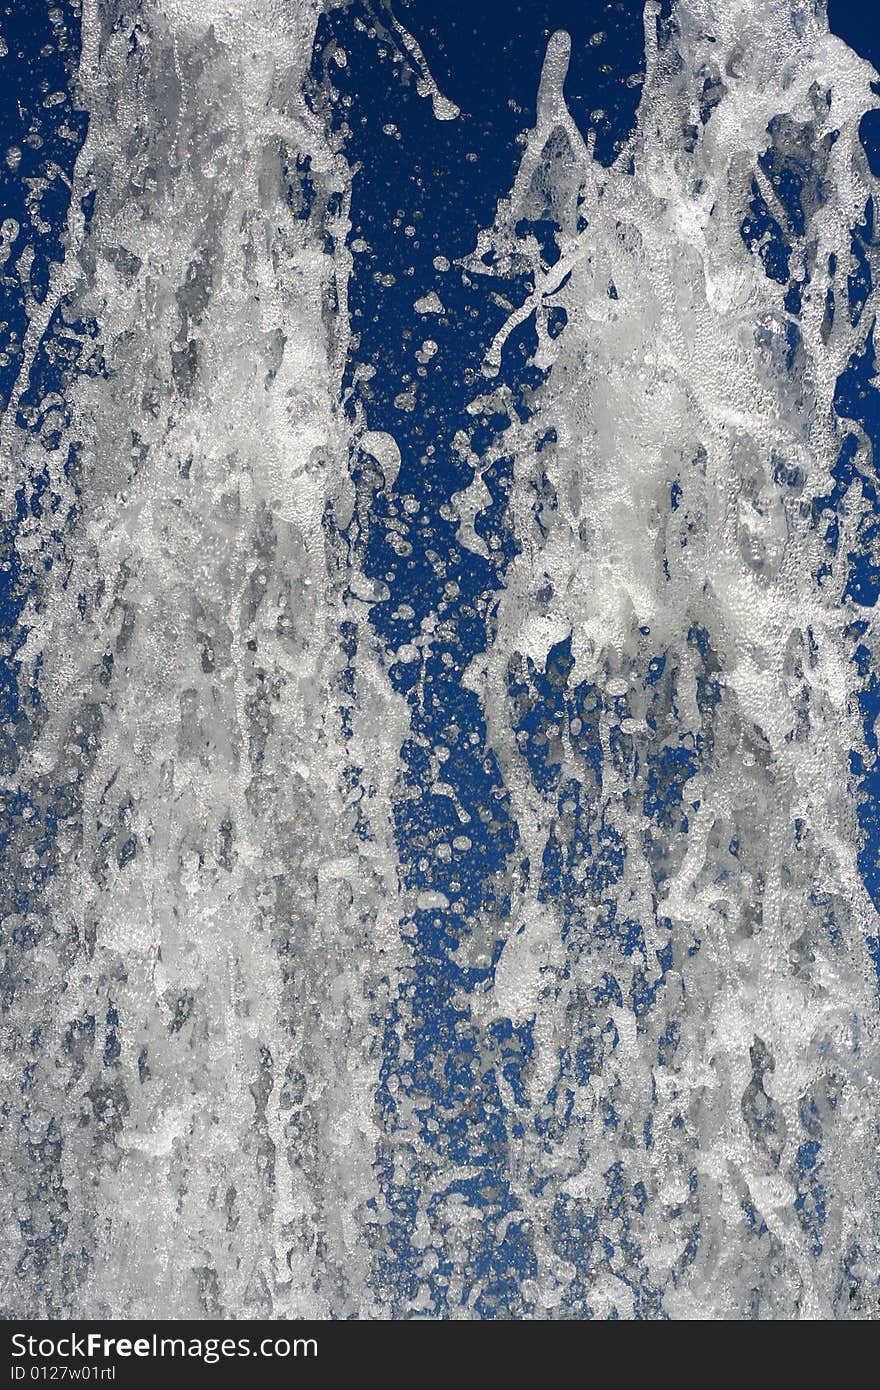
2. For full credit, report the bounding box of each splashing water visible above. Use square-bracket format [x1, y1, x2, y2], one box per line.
[0, 0, 878, 1320]
[0, 0, 406, 1319]
[461, 0, 880, 1317]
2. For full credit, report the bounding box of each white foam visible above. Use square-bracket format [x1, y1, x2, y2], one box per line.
[0, 0, 406, 1319]
[463, 0, 880, 1318]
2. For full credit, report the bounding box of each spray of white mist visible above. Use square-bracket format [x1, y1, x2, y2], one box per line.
[0, 0, 407, 1319]
[458, 0, 880, 1318]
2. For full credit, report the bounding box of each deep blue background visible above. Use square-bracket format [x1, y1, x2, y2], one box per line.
[310, 1, 657, 1311]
